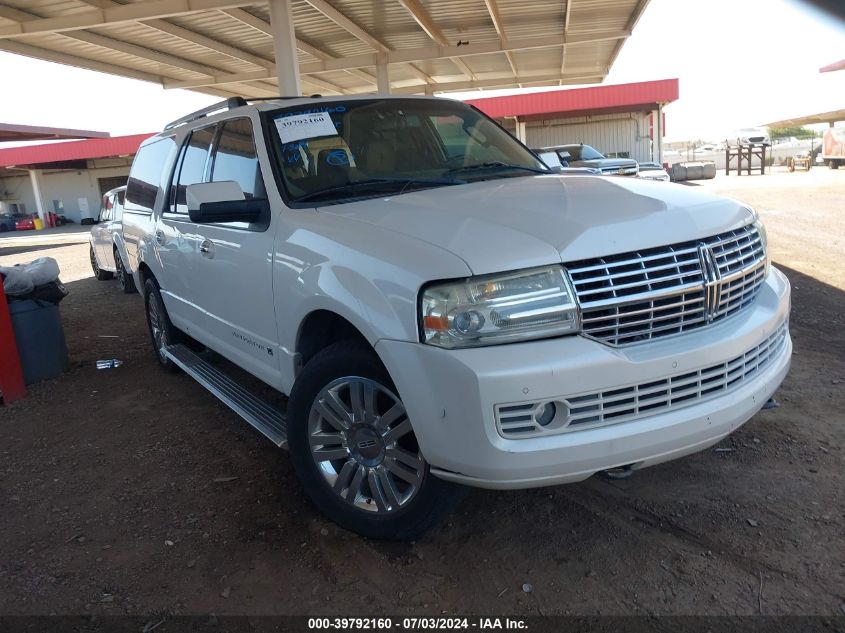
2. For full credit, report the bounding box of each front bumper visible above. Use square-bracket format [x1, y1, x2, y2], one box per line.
[376, 267, 791, 489]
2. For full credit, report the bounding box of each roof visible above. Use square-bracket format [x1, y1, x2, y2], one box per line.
[0, 133, 153, 168]
[465, 78, 679, 120]
[820, 59, 845, 73]
[765, 108, 845, 128]
[0, 0, 651, 98]
[0, 122, 109, 143]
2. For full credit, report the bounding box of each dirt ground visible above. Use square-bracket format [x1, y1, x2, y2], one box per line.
[0, 167, 842, 617]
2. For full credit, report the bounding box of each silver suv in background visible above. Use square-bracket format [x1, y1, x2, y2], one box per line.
[89, 185, 136, 293]
[538, 143, 639, 176]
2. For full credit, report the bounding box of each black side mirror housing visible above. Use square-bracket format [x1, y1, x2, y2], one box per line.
[189, 198, 268, 224]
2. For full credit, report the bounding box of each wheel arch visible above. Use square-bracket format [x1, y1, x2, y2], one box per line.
[296, 309, 375, 372]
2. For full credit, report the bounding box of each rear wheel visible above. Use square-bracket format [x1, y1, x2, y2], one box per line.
[143, 278, 182, 372]
[90, 245, 113, 281]
[829, 160, 840, 170]
[114, 249, 137, 294]
[287, 341, 464, 540]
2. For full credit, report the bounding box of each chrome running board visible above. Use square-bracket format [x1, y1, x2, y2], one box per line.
[163, 344, 287, 448]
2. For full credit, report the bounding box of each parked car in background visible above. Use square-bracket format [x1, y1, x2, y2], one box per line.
[636, 162, 670, 182]
[538, 143, 639, 176]
[734, 127, 770, 146]
[123, 95, 791, 540]
[15, 216, 35, 231]
[821, 127, 845, 169]
[532, 149, 601, 175]
[0, 213, 16, 233]
[662, 148, 682, 163]
[89, 185, 136, 293]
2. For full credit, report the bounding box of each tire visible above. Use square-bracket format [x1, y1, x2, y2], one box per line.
[287, 341, 464, 540]
[143, 278, 183, 372]
[114, 249, 137, 294]
[90, 245, 113, 281]
[0, 224, 7, 233]
[829, 160, 840, 170]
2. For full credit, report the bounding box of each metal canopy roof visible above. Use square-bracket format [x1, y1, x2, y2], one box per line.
[0, 122, 110, 143]
[765, 108, 845, 128]
[0, 0, 650, 98]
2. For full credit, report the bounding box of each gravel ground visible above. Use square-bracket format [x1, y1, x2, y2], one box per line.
[0, 167, 842, 617]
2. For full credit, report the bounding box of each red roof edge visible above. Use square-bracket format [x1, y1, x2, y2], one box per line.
[465, 79, 680, 120]
[0, 133, 154, 169]
[819, 59, 845, 73]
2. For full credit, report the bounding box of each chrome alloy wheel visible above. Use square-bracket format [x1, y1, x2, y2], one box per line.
[308, 377, 424, 514]
[147, 291, 168, 361]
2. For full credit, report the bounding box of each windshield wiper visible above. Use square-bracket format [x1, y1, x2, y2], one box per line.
[296, 177, 464, 203]
[446, 161, 550, 176]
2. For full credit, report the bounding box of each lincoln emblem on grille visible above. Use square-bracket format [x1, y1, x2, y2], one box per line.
[697, 243, 722, 322]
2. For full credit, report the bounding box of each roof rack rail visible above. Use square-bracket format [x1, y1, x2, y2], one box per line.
[244, 94, 325, 103]
[163, 97, 247, 131]
[163, 94, 326, 131]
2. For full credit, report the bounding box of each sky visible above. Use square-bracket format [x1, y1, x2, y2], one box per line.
[0, 0, 843, 142]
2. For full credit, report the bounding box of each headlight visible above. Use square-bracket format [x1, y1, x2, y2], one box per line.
[420, 265, 580, 348]
[753, 218, 770, 275]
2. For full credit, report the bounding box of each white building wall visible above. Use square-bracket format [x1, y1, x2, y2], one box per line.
[524, 112, 653, 163]
[0, 161, 130, 223]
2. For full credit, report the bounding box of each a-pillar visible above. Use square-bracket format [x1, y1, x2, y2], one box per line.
[268, 0, 301, 95]
[28, 169, 48, 228]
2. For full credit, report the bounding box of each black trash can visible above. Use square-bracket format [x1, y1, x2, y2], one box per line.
[8, 299, 68, 385]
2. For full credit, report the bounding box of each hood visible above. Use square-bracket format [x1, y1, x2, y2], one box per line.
[319, 175, 756, 275]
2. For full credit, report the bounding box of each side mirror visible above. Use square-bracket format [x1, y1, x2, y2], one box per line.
[186, 181, 265, 223]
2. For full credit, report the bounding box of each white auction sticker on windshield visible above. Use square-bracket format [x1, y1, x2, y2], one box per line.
[275, 112, 337, 143]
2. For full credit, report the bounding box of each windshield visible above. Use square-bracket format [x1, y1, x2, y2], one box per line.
[268, 98, 548, 204]
[560, 145, 605, 161]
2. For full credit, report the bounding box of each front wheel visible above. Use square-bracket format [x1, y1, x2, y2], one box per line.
[287, 341, 464, 540]
[90, 245, 113, 281]
[829, 160, 840, 170]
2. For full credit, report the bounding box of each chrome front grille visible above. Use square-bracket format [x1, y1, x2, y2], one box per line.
[567, 224, 766, 346]
[495, 321, 788, 438]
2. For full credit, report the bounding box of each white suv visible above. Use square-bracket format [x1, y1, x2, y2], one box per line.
[122, 96, 791, 540]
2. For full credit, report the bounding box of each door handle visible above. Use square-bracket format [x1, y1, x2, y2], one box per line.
[199, 239, 215, 258]
[155, 230, 164, 245]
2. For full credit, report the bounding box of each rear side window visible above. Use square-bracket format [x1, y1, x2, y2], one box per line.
[172, 126, 215, 215]
[211, 118, 265, 199]
[126, 137, 176, 213]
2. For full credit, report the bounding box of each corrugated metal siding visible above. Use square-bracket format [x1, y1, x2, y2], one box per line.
[525, 113, 652, 163]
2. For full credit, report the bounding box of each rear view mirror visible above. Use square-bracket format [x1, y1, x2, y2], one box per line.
[186, 181, 266, 223]
[558, 151, 572, 160]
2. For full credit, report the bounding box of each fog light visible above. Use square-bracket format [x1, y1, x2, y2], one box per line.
[535, 402, 556, 426]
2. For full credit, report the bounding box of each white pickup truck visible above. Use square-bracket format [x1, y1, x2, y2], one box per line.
[122, 96, 791, 540]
